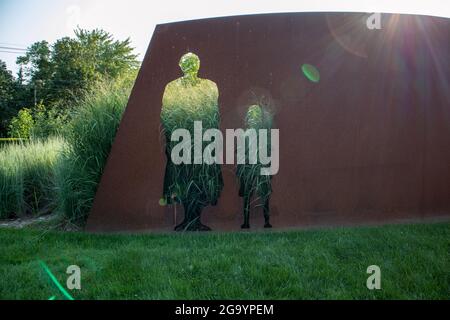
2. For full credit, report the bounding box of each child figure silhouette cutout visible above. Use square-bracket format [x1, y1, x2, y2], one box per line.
[236, 105, 273, 229]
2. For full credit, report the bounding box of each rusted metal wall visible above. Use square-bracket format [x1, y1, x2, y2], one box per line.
[86, 13, 450, 232]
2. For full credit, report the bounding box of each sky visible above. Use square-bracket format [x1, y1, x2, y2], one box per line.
[1, 0, 449, 74]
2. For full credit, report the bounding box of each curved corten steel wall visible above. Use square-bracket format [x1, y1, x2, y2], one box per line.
[87, 13, 450, 232]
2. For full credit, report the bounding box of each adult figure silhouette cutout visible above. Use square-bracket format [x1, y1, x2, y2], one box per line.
[160, 52, 223, 231]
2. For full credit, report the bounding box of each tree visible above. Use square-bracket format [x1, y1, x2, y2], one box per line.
[16, 41, 53, 82]
[15, 41, 53, 108]
[0, 60, 18, 136]
[16, 28, 139, 109]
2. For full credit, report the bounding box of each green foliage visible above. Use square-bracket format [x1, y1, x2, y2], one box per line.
[0, 60, 19, 137]
[0, 138, 65, 219]
[2, 29, 138, 137]
[161, 78, 219, 131]
[15, 28, 139, 109]
[0, 138, 28, 149]
[8, 108, 35, 139]
[7, 103, 69, 139]
[73, 28, 139, 80]
[0, 222, 448, 299]
[1, 77, 133, 223]
[0, 60, 15, 105]
[178, 52, 200, 82]
[237, 104, 273, 200]
[161, 60, 223, 212]
[55, 81, 131, 224]
[30, 103, 69, 139]
[16, 41, 53, 83]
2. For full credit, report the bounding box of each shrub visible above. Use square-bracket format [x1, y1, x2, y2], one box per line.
[8, 108, 34, 139]
[30, 103, 70, 139]
[0, 137, 65, 219]
[55, 81, 131, 225]
[7, 103, 70, 140]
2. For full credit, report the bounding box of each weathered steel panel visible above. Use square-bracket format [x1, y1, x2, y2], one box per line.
[86, 13, 450, 232]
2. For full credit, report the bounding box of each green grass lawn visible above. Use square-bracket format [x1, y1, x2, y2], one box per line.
[0, 222, 448, 300]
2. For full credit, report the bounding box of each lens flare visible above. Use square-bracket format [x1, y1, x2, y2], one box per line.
[158, 198, 167, 206]
[39, 260, 75, 300]
[301, 64, 320, 83]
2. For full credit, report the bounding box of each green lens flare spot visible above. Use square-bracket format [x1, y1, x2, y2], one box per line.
[159, 198, 167, 206]
[39, 260, 74, 301]
[301, 64, 320, 83]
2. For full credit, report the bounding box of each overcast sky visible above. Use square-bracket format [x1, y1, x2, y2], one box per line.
[1, 0, 449, 74]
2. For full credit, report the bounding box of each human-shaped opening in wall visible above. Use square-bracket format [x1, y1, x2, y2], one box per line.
[160, 52, 223, 231]
[236, 105, 273, 229]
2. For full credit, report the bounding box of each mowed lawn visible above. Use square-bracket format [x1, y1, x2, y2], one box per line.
[0, 222, 448, 300]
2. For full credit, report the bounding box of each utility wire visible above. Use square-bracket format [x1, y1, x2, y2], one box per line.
[0, 42, 28, 47]
[0, 46, 27, 51]
[0, 50, 25, 54]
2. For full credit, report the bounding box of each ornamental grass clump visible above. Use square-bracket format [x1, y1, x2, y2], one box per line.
[55, 81, 130, 225]
[0, 137, 65, 219]
[160, 52, 223, 231]
[236, 104, 273, 229]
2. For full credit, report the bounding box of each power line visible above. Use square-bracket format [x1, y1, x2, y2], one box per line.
[0, 50, 24, 54]
[0, 46, 27, 51]
[0, 42, 28, 47]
